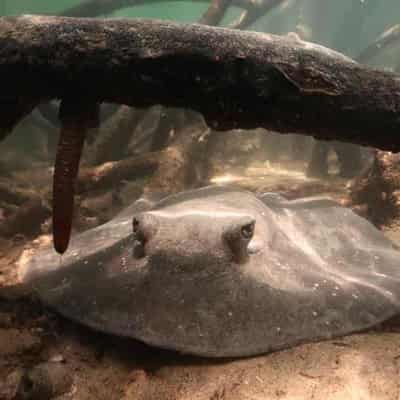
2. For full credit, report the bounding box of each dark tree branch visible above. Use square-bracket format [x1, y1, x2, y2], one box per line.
[1, 16, 400, 151]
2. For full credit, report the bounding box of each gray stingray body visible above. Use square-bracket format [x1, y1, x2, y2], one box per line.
[21, 186, 400, 357]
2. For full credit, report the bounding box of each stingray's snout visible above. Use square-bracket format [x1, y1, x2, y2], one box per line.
[131, 211, 258, 267]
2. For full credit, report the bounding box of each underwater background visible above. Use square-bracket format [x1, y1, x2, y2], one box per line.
[2, 1, 400, 399]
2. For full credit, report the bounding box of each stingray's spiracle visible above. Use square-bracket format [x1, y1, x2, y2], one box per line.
[52, 99, 100, 254]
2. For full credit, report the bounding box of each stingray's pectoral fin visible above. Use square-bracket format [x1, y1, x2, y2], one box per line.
[223, 216, 255, 264]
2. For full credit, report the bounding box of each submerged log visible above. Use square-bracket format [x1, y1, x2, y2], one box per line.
[0, 198, 50, 238]
[77, 151, 161, 193]
[0, 183, 39, 206]
[143, 119, 210, 195]
[349, 151, 400, 226]
[0, 16, 400, 151]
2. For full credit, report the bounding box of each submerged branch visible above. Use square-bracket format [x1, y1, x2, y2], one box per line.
[1, 16, 400, 150]
[199, 0, 232, 26]
[0, 183, 39, 206]
[143, 123, 210, 195]
[229, 0, 284, 30]
[357, 24, 400, 64]
[77, 151, 161, 193]
[0, 198, 50, 238]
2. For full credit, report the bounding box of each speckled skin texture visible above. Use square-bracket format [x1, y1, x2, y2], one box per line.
[21, 186, 400, 357]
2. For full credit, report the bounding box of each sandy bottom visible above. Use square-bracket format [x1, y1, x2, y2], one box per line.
[1, 294, 399, 400]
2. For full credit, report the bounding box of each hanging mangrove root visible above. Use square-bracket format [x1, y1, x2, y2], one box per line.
[52, 99, 99, 254]
[1, 16, 400, 151]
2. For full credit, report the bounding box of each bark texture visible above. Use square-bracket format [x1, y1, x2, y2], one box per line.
[0, 16, 400, 150]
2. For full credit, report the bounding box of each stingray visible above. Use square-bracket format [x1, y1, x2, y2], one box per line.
[19, 186, 400, 357]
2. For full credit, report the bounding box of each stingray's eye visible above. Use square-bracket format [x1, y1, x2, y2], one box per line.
[223, 217, 256, 264]
[132, 217, 146, 259]
[241, 222, 255, 240]
[132, 214, 159, 258]
[132, 217, 140, 233]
